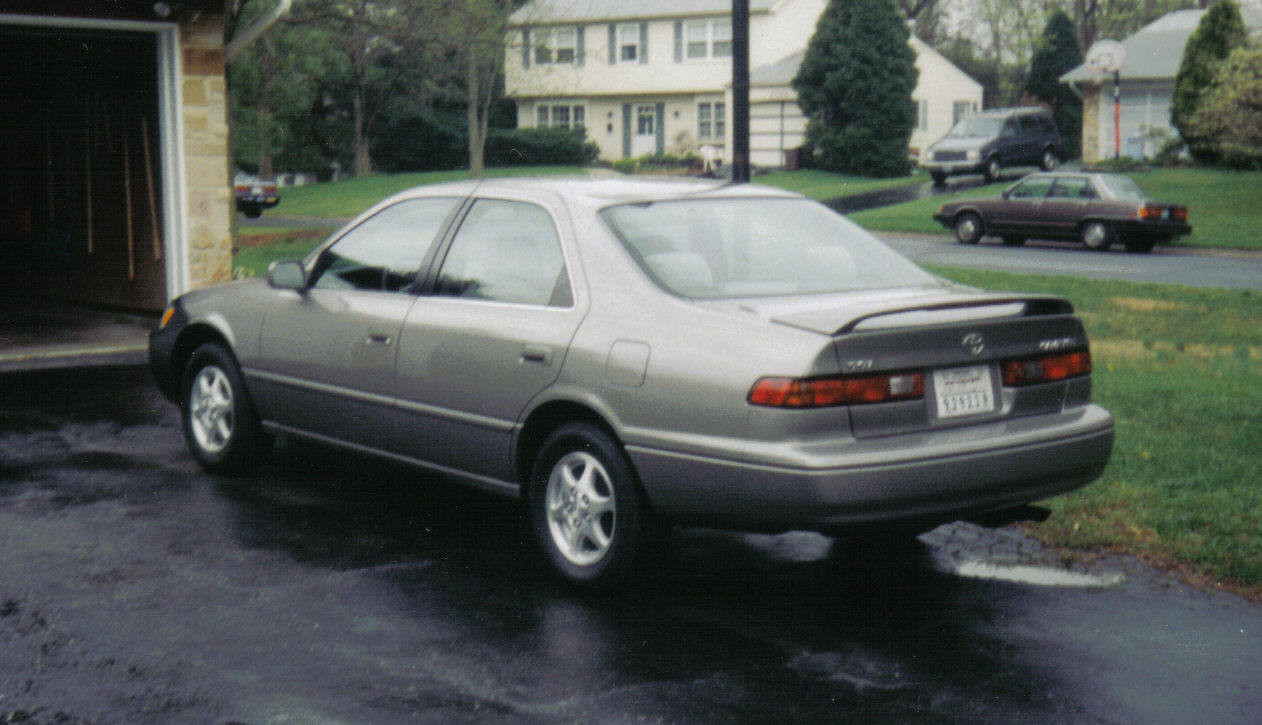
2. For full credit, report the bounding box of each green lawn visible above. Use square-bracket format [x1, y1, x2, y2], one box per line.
[754, 169, 925, 201]
[929, 266, 1261, 596]
[852, 167, 1262, 251]
[276, 166, 590, 218]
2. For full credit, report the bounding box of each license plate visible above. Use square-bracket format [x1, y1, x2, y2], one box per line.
[934, 365, 995, 419]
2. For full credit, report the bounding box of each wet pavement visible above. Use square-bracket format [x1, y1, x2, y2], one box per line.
[2, 368, 1260, 723]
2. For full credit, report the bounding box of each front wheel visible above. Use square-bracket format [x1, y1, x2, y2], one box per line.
[528, 422, 647, 587]
[1081, 221, 1113, 251]
[181, 343, 267, 475]
[955, 212, 984, 245]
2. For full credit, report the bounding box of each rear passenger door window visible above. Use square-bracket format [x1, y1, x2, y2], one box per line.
[434, 199, 571, 307]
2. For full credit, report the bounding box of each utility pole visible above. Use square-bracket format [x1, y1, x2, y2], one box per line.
[731, 0, 750, 183]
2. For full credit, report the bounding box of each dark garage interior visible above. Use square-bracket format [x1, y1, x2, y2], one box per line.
[0, 24, 165, 367]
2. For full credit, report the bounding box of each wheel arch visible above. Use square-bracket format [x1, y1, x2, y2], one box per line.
[171, 323, 237, 389]
[514, 399, 623, 490]
[954, 206, 989, 231]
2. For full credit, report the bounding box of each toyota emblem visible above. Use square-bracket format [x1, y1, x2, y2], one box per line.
[962, 333, 985, 356]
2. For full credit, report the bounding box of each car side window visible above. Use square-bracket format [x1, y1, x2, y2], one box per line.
[1019, 116, 1040, 133]
[1038, 116, 1057, 134]
[434, 199, 571, 307]
[1001, 119, 1018, 137]
[311, 197, 460, 292]
[1049, 178, 1096, 199]
[1010, 178, 1054, 199]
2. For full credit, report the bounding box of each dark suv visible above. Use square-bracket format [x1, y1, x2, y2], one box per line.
[921, 107, 1062, 186]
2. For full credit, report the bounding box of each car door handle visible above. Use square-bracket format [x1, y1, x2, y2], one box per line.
[366, 332, 393, 346]
[521, 344, 552, 366]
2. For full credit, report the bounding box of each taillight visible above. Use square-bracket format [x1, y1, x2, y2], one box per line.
[748, 372, 924, 408]
[1138, 204, 1162, 220]
[1172, 207, 1188, 222]
[1002, 350, 1091, 386]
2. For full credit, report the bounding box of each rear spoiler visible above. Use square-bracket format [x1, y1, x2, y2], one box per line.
[831, 295, 1073, 336]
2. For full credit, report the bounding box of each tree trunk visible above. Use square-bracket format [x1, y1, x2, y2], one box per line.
[466, 51, 485, 178]
[353, 87, 372, 177]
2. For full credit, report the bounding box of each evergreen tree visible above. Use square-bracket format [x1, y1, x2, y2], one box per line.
[1172, 0, 1247, 163]
[1025, 11, 1083, 159]
[792, 0, 918, 177]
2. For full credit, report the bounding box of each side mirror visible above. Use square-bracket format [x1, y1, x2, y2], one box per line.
[267, 260, 307, 290]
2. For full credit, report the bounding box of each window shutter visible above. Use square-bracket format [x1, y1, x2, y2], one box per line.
[576, 26, 585, 66]
[522, 28, 531, 68]
[639, 23, 648, 64]
[655, 102, 665, 154]
[622, 104, 632, 158]
[674, 21, 682, 62]
[608, 24, 616, 64]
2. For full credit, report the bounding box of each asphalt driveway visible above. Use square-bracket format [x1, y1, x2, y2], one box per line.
[2, 367, 1260, 723]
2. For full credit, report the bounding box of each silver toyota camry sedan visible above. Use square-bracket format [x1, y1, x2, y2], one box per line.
[150, 178, 1114, 586]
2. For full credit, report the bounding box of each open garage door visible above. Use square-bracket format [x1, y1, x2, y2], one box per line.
[0, 25, 167, 312]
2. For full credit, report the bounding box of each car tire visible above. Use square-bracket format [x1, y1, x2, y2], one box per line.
[1124, 237, 1157, 254]
[1001, 236, 1025, 247]
[528, 422, 647, 587]
[242, 204, 262, 219]
[930, 171, 947, 186]
[984, 157, 1001, 183]
[181, 343, 267, 475]
[954, 212, 984, 245]
[1080, 221, 1113, 251]
[1040, 148, 1059, 171]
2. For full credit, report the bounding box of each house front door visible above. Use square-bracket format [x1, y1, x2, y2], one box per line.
[632, 104, 657, 156]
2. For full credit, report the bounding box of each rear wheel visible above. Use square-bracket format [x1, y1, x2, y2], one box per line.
[930, 171, 947, 186]
[954, 212, 984, 245]
[984, 157, 1001, 182]
[1124, 237, 1157, 253]
[181, 343, 267, 475]
[241, 203, 262, 219]
[528, 422, 647, 587]
[1080, 221, 1112, 251]
[1001, 236, 1025, 247]
[1040, 148, 1059, 171]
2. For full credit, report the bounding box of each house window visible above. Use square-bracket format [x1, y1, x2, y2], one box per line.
[636, 105, 655, 135]
[618, 23, 640, 62]
[534, 27, 577, 65]
[697, 101, 725, 139]
[917, 99, 928, 130]
[953, 101, 972, 124]
[685, 19, 731, 59]
[537, 104, 586, 130]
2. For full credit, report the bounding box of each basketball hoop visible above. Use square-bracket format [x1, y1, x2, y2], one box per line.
[1086, 40, 1125, 74]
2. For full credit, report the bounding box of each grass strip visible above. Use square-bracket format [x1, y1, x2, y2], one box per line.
[753, 169, 925, 201]
[930, 265, 1261, 596]
[277, 166, 590, 218]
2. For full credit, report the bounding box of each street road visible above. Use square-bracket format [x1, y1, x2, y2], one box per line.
[2, 368, 1260, 722]
[875, 232, 1262, 290]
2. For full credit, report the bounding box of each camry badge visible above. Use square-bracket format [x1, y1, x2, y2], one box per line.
[962, 333, 985, 356]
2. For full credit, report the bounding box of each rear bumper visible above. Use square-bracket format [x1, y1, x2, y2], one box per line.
[1115, 219, 1191, 238]
[628, 404, 1114, 532]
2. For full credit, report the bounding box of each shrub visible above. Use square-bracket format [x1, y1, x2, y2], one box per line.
[1184, 43, 1262, 169]
[1025, 11, 1083, 159]
[483, 127, 599, 167]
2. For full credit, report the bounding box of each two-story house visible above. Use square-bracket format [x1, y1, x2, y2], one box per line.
[505, 0, 982, 168]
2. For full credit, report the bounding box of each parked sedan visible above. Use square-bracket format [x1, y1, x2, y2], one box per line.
[150, 178, 1113, 586]
[234, 172, 280, 218]
[933, 172, 1190, 252]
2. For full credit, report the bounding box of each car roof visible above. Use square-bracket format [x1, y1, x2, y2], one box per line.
[388, 176, 802, 211]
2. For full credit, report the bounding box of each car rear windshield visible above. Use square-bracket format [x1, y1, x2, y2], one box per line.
[946, 117, 1003, 138]
[600, 198, 935, 299]
[1096, 174, 1148, 200]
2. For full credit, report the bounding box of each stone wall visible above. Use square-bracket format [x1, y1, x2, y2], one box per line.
[180, 12, 233, 289]
[1080, 85, 1100, 164]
